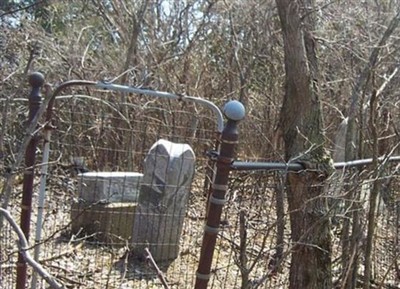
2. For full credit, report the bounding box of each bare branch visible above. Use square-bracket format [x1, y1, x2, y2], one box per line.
[0, 208, 64, 289]
[144, 247, 170, 289]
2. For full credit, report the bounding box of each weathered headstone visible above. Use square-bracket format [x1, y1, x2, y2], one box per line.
[131, 139, 195, 262]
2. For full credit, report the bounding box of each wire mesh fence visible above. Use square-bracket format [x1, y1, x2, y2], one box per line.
[34, 88, 219, 289]
[1, 212, 19, 288]
[1, 76, 400, 289]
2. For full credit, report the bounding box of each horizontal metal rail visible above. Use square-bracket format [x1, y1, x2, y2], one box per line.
[231, 161, 304, 171]
[94, 82, 225, 132]
[334, 155, 400, 169]
[231, 155, 400, 172]
[47, 81, 225, 132]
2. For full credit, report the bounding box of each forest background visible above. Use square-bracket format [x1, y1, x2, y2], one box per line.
[1, 1, 400, 289]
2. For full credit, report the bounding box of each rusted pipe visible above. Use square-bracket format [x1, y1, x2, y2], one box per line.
[16, 72, 44, 289]
[45, 80, 97, 123]
[194, 101, 245, 289]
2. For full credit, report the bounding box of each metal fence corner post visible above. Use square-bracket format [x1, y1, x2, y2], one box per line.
[194, 100, 245, 289]
[16, 72, 44, 289]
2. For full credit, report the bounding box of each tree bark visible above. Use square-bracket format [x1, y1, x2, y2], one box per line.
[275, 1, 333, 288]
[341, 10, 400, 289]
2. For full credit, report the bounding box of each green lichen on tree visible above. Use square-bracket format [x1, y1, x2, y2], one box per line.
[295, 147, 335, 178]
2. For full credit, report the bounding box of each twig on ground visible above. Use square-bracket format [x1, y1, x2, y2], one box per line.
[144, 247, 170, 289]
[118, 243, 130, 288]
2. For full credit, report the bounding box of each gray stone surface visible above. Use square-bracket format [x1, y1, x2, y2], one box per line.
[132, 139, 195, 262]
[77, 172, 143, 203]
[71, 201, 136, 244]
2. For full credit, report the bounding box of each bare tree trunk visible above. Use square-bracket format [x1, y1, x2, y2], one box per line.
[345, 10, 400, 157]
[271, 174, 285, 272]
[275, 1, 333, 288]
[363, 89, 379, 289]
[341, 10, 400, 288]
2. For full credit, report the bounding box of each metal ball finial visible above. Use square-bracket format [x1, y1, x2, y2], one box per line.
[28, 72, 45, 88]
[223, 100, 245, 121]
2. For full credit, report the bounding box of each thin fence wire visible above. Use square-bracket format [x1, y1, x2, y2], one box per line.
[1, 214, 20, 289]
[210, 170, 290, 289]
[37, 92, 217, 289]
[1, 90, 400, 289]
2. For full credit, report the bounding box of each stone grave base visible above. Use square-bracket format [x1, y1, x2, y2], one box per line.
[71, 201, 136, 244]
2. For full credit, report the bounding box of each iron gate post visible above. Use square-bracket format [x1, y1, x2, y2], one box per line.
[16, 72, 44, 289]
[195, 100, 245, 289]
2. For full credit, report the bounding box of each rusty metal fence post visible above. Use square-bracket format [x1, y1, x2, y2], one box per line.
[16, 72, 44, 289]
[195, 100, 245, 289]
